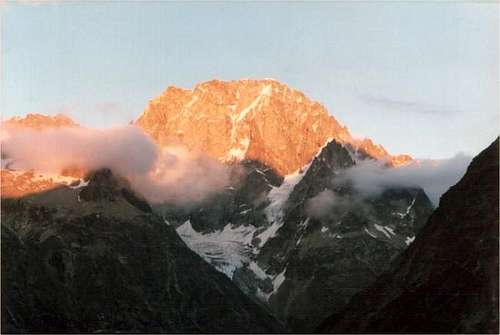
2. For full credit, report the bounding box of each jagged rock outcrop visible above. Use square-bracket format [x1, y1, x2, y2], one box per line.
[136, 79, 411, 176]
[1, 169, 284, 333]
[317, 138, 499, 334]
[167, 139, 434, 332]
[2, 113, 78, 129]
[256, 140, 433, 332]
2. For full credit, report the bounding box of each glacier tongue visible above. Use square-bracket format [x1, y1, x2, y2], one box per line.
[176, 220, 256, 279]
[176, 220, 290, 302]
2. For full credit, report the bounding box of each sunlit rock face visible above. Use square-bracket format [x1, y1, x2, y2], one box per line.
[1, 114, 83, 198]
[136, 79, 411, 176]
[3, 113, 78, 129]
[0, 170, 82, 198]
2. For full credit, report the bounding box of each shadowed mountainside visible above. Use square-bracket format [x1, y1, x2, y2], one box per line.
[1, 169, 284, 333]
[317, 137, 499, 334]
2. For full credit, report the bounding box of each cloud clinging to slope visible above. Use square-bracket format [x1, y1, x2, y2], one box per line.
[1, 125, 231, 204]
[335, 155, 472, 206]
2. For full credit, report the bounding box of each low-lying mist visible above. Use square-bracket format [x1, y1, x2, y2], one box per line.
[335, 155, 472, 206]
[1, 125, 231, 204]
[303, 155, 471, 221]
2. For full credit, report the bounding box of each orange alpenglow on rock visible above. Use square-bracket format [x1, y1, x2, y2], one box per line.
[136, 79, 412, 176]
[3, 113, 78, 129]
[0, 170, 79, 198]
[1, 114, 82, 198]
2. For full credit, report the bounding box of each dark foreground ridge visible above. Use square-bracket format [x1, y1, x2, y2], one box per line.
[1, 169, 284, 333]
[317, 138, 499, 334]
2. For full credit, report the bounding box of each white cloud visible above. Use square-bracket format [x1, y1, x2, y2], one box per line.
[1, 125, 231, 204]
[305, 189, 337, 219]
[335, 155, 472, 206]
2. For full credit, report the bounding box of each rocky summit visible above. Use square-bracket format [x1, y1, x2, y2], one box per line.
[3, 113, 78, 129]
[317, 138, 499, 334]
[136, 79, 411, 176]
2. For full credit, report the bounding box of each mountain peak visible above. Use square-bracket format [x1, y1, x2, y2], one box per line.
[137, 79, 411, 175]
[3, 113, 78, 129]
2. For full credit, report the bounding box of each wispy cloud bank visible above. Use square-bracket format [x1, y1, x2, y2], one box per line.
[335, 155, 472, 206]
[359, 95, 461, 115]
[1, 125, 231, 204]
[305, 189, 337, 219]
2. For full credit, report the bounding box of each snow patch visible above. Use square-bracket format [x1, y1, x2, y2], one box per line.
[256, 221, 283, 248]
[321, 226, 329, 233]
[30, 173, 78, 185]
[256, 165, 312, 248]
[405, 236, 416, 246]
[374, 223, 393, 238]
[295, 218, 310, 246]
[364, 227, 377, 239]
[235, 85, 271, 123]
[68, 179, 89, 189]
[254, 168, 268, 177]
[264, 163, 312, 224]
[393, 197, 417, 219]
[404, 197, 417, 216]
[248, 261, 268, 280]
[224, 85, 272, 162]
[384, 226, 396, 236]
[227, 147, 246, 160]
[272, 268, 287, 294]
[296, 235, 303, 246]
[185, 95, 198, 109]
[300, 217, 311, 228]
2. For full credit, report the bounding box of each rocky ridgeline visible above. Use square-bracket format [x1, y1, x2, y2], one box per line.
[136, 79, 411, 176]
[3, 113, 78, 129]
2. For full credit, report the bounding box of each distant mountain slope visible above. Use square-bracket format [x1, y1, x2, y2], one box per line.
[317, 138, 499, 334]
[162, 139, 434, 332]
[1, 169, 284, 333]
[3, 113, 78, 129]
[136, 79, 411, 176]
[0, 170, 83, 198]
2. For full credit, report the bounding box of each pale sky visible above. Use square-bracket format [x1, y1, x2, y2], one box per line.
[1, 1, 498, 159]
